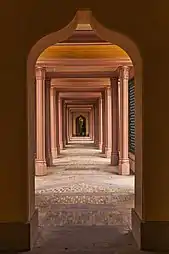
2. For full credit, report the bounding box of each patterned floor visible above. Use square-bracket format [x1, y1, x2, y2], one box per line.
[25, 139, 143, 253]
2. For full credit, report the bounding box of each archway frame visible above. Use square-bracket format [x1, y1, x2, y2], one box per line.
[27, 9, 142, 220]
[75, 114, 87, 137]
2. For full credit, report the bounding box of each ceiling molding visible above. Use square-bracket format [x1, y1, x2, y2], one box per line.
[55, 88, 104, 92]
[47, 70, 118, 79]
[51, 77, 110, 90]
[64, 100, 96, 104]
[65, 101, 93, 108]
[36, 58, 132, 67]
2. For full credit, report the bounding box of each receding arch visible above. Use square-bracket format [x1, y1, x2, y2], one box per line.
[27, 9, 143, 216]
[76, 115, 86, 137]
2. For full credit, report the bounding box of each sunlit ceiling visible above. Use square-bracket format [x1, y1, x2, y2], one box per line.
[38, 45, 129, 60]
[37, 25, 130, 61]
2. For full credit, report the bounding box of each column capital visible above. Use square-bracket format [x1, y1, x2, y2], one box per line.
[99, 96, 102, 103]
[50, 86, 56, 96]
[107, 85, 111, 97]
[119, 66, 130, 80]
[35, 66, 46, 80]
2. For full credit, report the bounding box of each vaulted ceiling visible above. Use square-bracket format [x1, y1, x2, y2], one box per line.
[38, 44, 129, 60]
[37, 28, 132, 105]
[37, 30, 130, 61]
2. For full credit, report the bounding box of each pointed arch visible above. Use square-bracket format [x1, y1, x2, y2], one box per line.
[27, 9, 143, 216]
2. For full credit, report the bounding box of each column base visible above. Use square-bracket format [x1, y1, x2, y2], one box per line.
[57, 145, 60, 155]
[132, 208, 169, 251]
[35, 159, 47, 176]
[105, 147, 111, 158]
[95, 140, 99, 149]
[51, 148, 58, 159]
[46, 152, 53, 167]
[119, 159, 130, 175]
[111, 152, 119, 166]
[99, 142, 103, 150]
[102, 144, 105, 154]
[59, 142, 63, 150]
[0, 209, 38, 252]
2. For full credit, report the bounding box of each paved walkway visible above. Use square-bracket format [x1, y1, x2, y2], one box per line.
[25, 139, 151, 253]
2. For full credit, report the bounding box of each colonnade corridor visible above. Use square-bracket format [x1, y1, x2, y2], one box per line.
[30, 137, 135, 253]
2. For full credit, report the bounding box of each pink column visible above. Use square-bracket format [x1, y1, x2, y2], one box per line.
[62, 102, 66, 148]
[92, 107, 95, 141]
[95, 100, 100, 149]
[118, 79, 120, 155]
[99, 97, 103, 150]
[66, 107, 70, 144]
[89, 109, 93, 139]
[93, 105, 96, 144]
[58, 97, 63, 150]
[45, 78, 52, 167]
[87, 110, 90, 137]
[69, 109, 73, 140]
[66, 105, 69, 144]
[102, 91, 106, 154]
[94, 104, 98, 147]
[105, 86, 112, 158]
[119, 66, 130, 175]
[50, 87, 57, 160]
[55, 92, 60, 155]
[111, 77, 119, 166]
[35, 67, 47, 176]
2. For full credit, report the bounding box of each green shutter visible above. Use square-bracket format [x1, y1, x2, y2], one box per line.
[128, 78, 135, 154]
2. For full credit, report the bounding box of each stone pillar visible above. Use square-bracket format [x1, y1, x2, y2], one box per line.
[66, 105, 69, 144]
[55, 92, 60, 155]
[68, 109, 72, 140]
[92, 107, 95, 140]
[94, 104, 98, 146]
[50, 87, 57, 160]
[73, 112, 76, 136]
[96, 101, 100, 148]
[118, 79, 120, 155]
[86, 112, 89, 136]
[58, 97, 63, 150]
[105, 86, 112, 158]
[102, 91, 106, 153]
[111, 77, 119, 166]
[99, 97, 103, 150]
[35, 67, 47, 176]
[119, 66, 130, 175]
[45, 78, 52, 167]
[62, 101, 66, 148]
[89, 109, 92, 139]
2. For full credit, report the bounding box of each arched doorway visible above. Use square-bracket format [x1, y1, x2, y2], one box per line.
[26, 9, 142, 252]
[76, 115, 86, 136]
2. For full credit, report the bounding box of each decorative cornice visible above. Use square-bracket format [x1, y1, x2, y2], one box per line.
[36, 58, 132, 70]
[35, 66, 46, 80]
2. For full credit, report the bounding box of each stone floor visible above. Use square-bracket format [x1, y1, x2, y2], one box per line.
[24, 138, 152, 253]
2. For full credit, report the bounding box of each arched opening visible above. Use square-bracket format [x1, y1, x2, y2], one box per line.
[76, 115, 86, 136]
[27, 9, 142, 252]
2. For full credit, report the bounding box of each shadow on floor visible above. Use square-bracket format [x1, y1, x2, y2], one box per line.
[28, 226, 151, 254]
